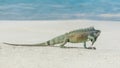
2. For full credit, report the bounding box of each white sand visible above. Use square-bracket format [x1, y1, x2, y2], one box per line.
[0, 20, 120, 68]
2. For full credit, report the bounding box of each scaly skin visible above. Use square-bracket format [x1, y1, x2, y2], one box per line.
[3, 27, 101, 50]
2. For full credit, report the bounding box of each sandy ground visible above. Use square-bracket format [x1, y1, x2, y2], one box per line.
[0, 20, 120, 68]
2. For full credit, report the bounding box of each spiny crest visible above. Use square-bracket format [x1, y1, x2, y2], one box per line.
[70, 27, 95, 33]
[83, 27, 95, 31]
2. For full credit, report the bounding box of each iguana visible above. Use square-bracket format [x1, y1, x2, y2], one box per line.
[3, 27, 101, 50]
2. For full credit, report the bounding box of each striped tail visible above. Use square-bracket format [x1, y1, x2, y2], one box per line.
[3, 42, 49, 46]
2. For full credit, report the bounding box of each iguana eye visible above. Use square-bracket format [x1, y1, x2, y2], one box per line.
[90, 39, 93, 42]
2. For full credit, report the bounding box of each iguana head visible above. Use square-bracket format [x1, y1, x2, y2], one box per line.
[88, 30, 101, 45]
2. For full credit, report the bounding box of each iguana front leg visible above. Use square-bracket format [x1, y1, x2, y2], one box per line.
[88, 40, 96, 50]
[87, 36, 96, 50]
[87, 44, 96, 50]
[83, 42, 95, 49]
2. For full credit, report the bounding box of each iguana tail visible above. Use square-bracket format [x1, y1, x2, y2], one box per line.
[3, 37, 64, 46]
[3, 42, 49, 46]
[3, 34, 66, 46]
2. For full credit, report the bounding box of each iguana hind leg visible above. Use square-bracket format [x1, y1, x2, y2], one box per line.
[84, 42, 87, 49]
[60, 38, 69, 48]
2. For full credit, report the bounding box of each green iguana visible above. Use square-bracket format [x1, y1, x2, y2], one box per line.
[3, 27, 101, 50]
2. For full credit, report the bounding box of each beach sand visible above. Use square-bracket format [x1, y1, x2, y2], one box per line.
[0, 20, 120, 68]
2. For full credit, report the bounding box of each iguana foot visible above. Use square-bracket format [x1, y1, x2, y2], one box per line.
[60, 46, 66, 48]
[87, 47, 96, 50]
